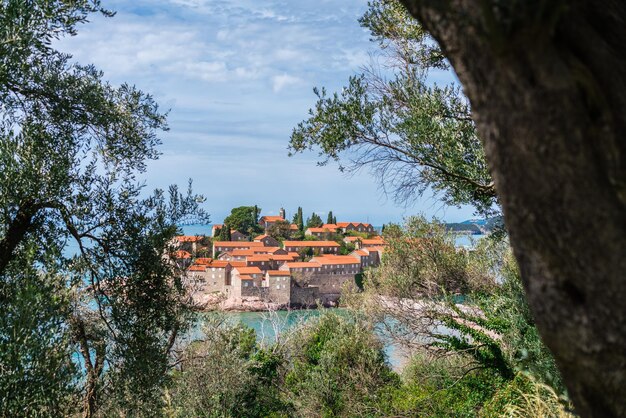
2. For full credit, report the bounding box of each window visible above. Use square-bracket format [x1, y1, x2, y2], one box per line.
[276, 285, 280, 289]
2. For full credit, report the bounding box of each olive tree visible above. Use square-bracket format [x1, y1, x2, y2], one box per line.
[289, 0, 496, 216]
[0, 1, 208, 416]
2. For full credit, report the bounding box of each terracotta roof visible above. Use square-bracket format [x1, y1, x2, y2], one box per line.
[312, 255, 361, 265]
[289, 224, 299, 230]
[283, 241, 340, 247]
[234, 266, 263, 275]
[288, 252, 300, 257]
[362, 238, 386, 245]
[264, 247, 283, 253]
[188, 265, 206, 271]
[176, 235, 203, 242]
[213, 241, 265, 248]
[247, 255, 273, 262]
[344, 236, 360, 242]
[194, 257, 213, 265]
[306, 227, 335, 233]
[354, 250, 369, 256]
[229, 249, 263, 256]
[239, 275, 254, 280]
[266, 270, 291, 276]
[228, 260, 247, 267]
[271, 254, 297, 261]
[322, 224, 337, 229]
[284, 262, 321, 269]
[174, 250, 191, 259]
[259, 216, 284, 222]
[208, 260, 231, 268]
[254, 234, 269, 240]
[335, 222, 354, 228]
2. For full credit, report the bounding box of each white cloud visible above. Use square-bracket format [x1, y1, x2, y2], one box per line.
[272, 73, 302, 92]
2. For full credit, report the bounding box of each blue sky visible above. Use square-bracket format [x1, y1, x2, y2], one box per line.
[56, 0, 476, 225]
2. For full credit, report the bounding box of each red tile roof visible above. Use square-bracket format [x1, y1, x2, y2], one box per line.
[322, 224, 337, 229]
[307, 227, 336, 233]
[194, 257, 213, 265]
[247, 255, 273, 262]
[271, 254, 298, 261]
[284, 262, 321, 269]
[267, 270, 291, 276]
[174, 250, 191, 259]
[312, 255, 361, 265]
[259, 216, 284, 222]
[234, 266, 263, 275]
[188, 265, 206, 271]
[213, 241, 265, 248]
[239, 275, 254, 280]
[254, 234, 269, 240]
[362, 238, 386, 245]
[283, 241, 340, 247]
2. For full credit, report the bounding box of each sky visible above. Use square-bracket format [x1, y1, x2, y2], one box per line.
[56, 0, 477, 225]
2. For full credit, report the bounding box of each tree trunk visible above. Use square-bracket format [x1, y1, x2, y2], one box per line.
[398, 1, 626, 416]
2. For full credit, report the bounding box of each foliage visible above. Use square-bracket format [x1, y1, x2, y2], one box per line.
[284, 311, 398, 417]
[357, 218, 565, 401]
[224, 206, 263, 236]
[217, 223, 232, 241]
[338, 240, 356, 255]
[481, 372, 575, 418]
[292, 207, 304, 233]
[326, 211, 336, 225]
[379, 353, 505, 417]
[289, 0, 497, 216]
[305, 212, 323, 228]
[0, 270, 77, 417]
[0, 2, 208, 415]
[267, 220, 293, 240]
[167, 315, 289, 418]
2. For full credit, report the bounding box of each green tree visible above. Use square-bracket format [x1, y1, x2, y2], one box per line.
[359, 218, 562, 395]
[305, 212, 323, 228]
[289, 0, 496, 216]
[292, 206, 304, 233]
[253, 205, 259, 224]
[224, 206, 262, 236]
[326, 211, 334, 225]
[0, 2, 208, 415]
[285, 311, 398, 417]
[168, 316, 289, 417]
[267, 220, 292, 240]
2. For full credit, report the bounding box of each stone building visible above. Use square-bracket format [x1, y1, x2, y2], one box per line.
[282, 240, 340, 254]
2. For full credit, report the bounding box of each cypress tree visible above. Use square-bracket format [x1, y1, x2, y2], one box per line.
[296, 207, 304, 232]
[327, 211, 334, 225]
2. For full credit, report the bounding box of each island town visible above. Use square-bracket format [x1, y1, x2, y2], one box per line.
[173, 207, 386, 310]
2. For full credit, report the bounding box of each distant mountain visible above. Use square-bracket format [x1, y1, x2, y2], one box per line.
[446, 216, 503, 234]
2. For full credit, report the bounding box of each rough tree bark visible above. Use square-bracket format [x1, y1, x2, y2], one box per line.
[397, 1, 625, 417]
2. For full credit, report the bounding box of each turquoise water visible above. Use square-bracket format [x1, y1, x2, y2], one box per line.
[191, 309, 409, 370]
